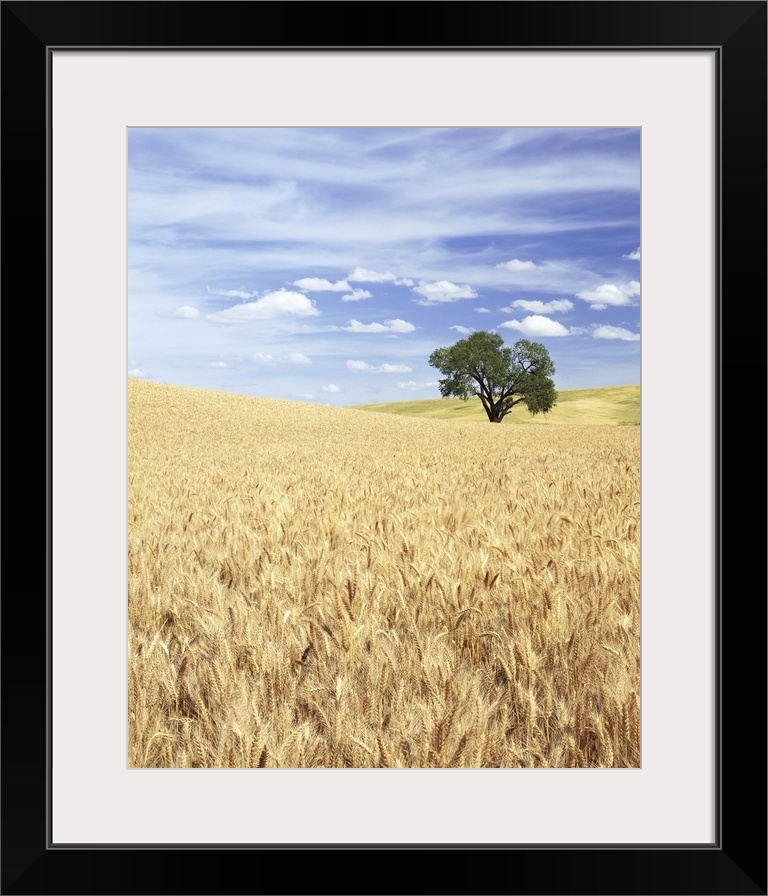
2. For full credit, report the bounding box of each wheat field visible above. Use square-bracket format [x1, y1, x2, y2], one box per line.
[128, 378, 640, 768]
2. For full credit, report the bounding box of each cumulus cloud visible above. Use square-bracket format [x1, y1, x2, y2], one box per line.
[413, 280, 478, 305]
[449, 325, 474, 335]
[499, 315, 570, 337]
[173, 305, 200, 318]
[344, 320, 387, 333]
[593, 325, 640, 341]
[320, 384, 341, 393]
[622, 248, 641, 260]
[503, 299, 574, 314]
[293, 277, 350, 292]
[207, 289, 320, 322]
[382, 319, 415, 333]
[128, 368, 144, 377]
[284, 352, 313, 364]
[252, 351, 313, 365]
[340, 289, 373, 302]
[347, 267, 413, 286]
[496, 259, 536, 272]
[576, 280, 640, 310]
[397, 380, 439, 390]
[343, 318, 415, 333]
[206, 286, 258, 300]
[346, 360, 412, 373]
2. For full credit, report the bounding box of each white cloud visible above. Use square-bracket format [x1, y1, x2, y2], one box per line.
[576, 280, 640, 310]
[593, 325, 640, 341]
[320, 384, 341, 393]
[340, 289, 373, 302]
[293, 277, 350, 292]
[499, 315, 570, 337]
[397, 380, 439, 391]
[347, 267, 394, 282]
[173, 305, 199, 318]
[252, 351, 313, 365]
[208, 289, 320, 322]
[496, 259, 536, 272]
[385, 318, 416, 333]
[284, 352, 313, 365]
[344, 321, 387, 333]
[622, 248, 641, 260]
[206, 361, 230, 368]
[206, 286, 257, 300]
[347, 267, 413, 286]
[346, 360, 412, 373]
[343, 318, 415, 333]
[128, 368, 144, 377]
[412, 280, 478, 305]
[449, 325, 474, 335]
[504, 299, 574, 314]
[473, 307, 491, 313]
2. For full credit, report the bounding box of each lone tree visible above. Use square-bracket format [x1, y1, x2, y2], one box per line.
[428, 331, 557, 423]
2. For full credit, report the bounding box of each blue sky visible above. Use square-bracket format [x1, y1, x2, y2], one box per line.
[128, 127, 640, 405]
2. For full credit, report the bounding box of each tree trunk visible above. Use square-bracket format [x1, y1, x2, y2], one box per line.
[488, 405, 505, 423]
[480, 395, 507, 423]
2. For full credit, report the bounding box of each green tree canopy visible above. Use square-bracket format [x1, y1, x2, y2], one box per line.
[428, 331, 557, 423]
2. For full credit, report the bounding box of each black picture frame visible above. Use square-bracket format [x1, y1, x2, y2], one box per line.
[3, 2, 765, 893]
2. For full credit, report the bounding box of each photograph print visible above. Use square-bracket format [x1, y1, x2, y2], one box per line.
[127, 126, 641, 769]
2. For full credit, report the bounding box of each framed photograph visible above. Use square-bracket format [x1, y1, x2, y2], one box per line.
[3, 2, 765, 893]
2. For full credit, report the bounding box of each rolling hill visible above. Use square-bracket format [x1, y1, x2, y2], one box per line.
[349, 383, 640, 426]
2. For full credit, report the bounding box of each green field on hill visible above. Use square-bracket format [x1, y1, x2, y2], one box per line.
[350, 384, 640, 426]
